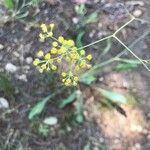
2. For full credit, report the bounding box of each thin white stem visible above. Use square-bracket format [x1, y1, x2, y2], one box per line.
[113, 36, 150, 71]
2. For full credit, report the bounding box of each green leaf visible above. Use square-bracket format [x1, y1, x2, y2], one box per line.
[59, 92, 76, 108]
[114, 63, 138, 72]
[28, 95, 52, 120]
[4, 0, 14, 9]
[84, 12, 98, 24]
[80, 75, 96, 85]
[38, 124, 49, 137]
[101, 38, 112, 56]
[74, 90, 84, 123]
[97, 88, 127, 104]
[75, 4, 86, 16]
[76, 31, 85, 47]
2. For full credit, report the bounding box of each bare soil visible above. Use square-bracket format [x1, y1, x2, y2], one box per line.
[0, 0, 150, 150]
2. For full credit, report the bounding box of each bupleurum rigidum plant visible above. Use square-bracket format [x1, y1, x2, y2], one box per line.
[33, 23, 93, 86]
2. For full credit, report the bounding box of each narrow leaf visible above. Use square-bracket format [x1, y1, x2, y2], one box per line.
[4, 0, 14, 9]
[114, 63, 138, 72]
[59, 92, 76, 108]
[80, 75, 96, 85]
[28, 95, 52, 120]
[97, 88, 127, 104]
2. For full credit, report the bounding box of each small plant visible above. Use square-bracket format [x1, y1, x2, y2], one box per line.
[29, 7, 150, 123]
[33, 23, 93, 86]
[4, 0, 41, 19]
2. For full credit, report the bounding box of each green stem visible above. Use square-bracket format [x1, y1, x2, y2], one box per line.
[113, 17, 135, 36]
[113, 36, 150, 71]
[77, 35, 113, 50]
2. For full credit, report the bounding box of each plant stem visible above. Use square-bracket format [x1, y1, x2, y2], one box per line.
[77, 35, 113, 50]
[113, 17, 135, 36]
[113, 36, 150, 71]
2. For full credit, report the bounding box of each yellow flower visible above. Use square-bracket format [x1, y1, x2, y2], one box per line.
[56, 58, 61, 63]
[51, 65, 57, 70]
[65, 82, 70, 86]
[44, 53, 51, 60]
[86, 54, 92, 60]
[61, 72, 67, 77]
[51, 48, 57, 54]
[65, 78, 71, 86]
[46, 67, 50, 71]
[70, 53, 79, 59]
[75, 65, 80, 71]
[80, 60, 86, 68]
[69, 71, 73, 76]
[72, 47, 77, 51]
[80, 50, 85, 55]
[37, 50, 44, 57]
[41, 24, 47, 33]
[73, 81, 77, 86]
[63, 40, 68, 45]
[49, 23, 54, 29]
[58, 36, 64, 43]
[41, 64, 47, 69]
[33, 58, 40, 66]
[39, 68, 44, 73]
[74, 76, 79, 82]
[60, 46, 67, 53]
[67, 40, 74, 46]
[48, 32, 53, 37]
[52, 42, 58, 47]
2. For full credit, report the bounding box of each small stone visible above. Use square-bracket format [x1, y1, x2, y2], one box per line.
[114, 139, 120, 144]
[72, 17, 79, 24]
[0, 97, 9, 109]
[43, 116, 58, 126]
[135, 143, 141, 149]
[147, 134, 150, 140]
[66, 126, 72, 132]
[0, 44, 4, 50]
[26, 57, 33, 64]
[13, 51, 20, 57]
[133, 9, 143, 17]
[17, 74, 27, 82]
[93, 147, 99, 150]
[131, 124, 137, 131]
[5, 63, 17, 73]
[136, 125, 143, 132]
[99, 137, 104, 143]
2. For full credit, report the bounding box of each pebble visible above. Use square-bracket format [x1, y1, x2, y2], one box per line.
[93, 147, 99, 150]
[147, 134, 150, 140]
[0, 44, 4, 50]
[99, 137, 104, 143]
[17, 74, 27, 82]
[25, 57, 33, 64]
[5, 63, 17, 73]
[0, 97, 9, 109]
[72, 17, 79, 24]
[126, 1, 144, 7]
[114, 139, 120, 144]
[133, 9, 143, 17]
[135, 143, 141, 149]
[13, 51, 20, 57]
[43, 116, 58, 126]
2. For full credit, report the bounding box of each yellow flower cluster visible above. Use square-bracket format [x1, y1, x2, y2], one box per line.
[33, 23, 93, 86]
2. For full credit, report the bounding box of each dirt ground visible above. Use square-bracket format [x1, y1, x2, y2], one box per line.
[0, 0, 150, 150]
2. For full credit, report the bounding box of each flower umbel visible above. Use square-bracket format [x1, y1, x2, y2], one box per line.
[33, 23, 93, 86]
